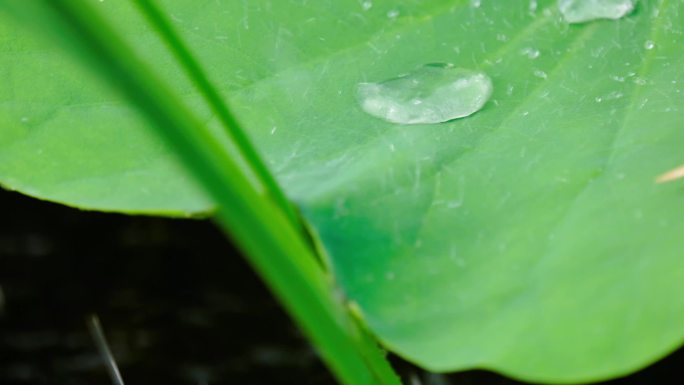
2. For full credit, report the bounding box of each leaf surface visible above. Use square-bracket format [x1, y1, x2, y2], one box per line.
[2, 0, 684, 382]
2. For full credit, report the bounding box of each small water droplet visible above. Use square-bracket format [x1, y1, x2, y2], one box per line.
[634, 77, 647, 85]
[558, 0, 635, 24]
[470, 0, 482, 8]
[606, 91, 624, 100]
[533, 69, 548, 79]
[357, 63, 493, 124]
[529, 0, 539, 12]
[361, 0, 372, 11]
[520, 47, 540, 59]
[644, 40, 655, 50]
[387, 9, 399, 19]
[506, 84, 515, 95]
[496, 33, 508, 41]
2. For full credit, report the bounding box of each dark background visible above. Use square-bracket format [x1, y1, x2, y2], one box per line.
[0, 188, 680, 385]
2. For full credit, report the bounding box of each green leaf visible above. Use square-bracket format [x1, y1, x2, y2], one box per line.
[2, 0, 683, 382]
[0, 1, 402, 385]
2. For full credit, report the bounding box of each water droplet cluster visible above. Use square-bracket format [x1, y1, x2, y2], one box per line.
[357, 0, 644, 125]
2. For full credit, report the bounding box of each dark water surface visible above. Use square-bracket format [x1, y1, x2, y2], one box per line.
[0, 189, 680, 385]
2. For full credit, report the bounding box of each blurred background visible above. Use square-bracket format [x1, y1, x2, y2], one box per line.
[0, 188, 680, 385]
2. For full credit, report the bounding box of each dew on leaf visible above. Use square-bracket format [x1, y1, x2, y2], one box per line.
[533, 69, 548, 79]
[605, 91, 624, 100]
[520, 47, 541, 59]
[361, 1, 372, 11]
[387, 9, 399, 19]
[357, 63, 493, 125]
[652, 6, 660, 17]
[644, 40, 655, 50]
[558, 0, 635, 24]
[529, 0, 539, 12]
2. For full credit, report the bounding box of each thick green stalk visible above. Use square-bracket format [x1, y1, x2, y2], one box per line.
[130, 0, 301, 230]
[0, 1, 402, 384]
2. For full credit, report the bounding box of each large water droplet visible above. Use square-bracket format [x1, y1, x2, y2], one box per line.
[558, 0, 635, 24]
[357, 63, 493, 124]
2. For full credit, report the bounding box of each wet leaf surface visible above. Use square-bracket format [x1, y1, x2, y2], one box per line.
[1, 0, 683, 381]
